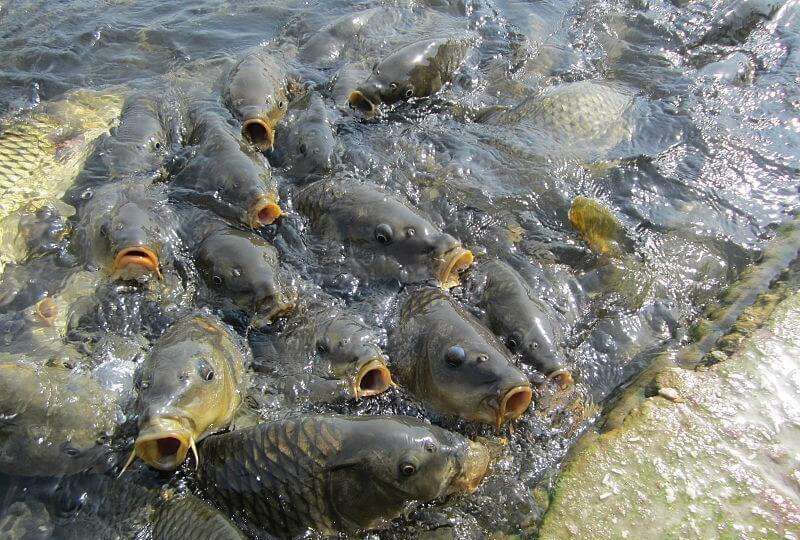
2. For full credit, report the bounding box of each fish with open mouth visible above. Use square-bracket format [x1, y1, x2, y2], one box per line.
[124, 313, 248, 471]
[348, 36, 471, 114]
[74, 180, 175, 282]
[295, 179, 474, 287]
[257, 297, 392, 402]
[223, 48, 289, 151]
[390, 287, 533, 428]
[197, 415, 490, 538]
[467, 259, 573, 387]
[171, 98, 282, 228]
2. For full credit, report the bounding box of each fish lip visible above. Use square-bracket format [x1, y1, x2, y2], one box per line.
[248, 194, 282, 227]
[436, 247, 474, 288]
[251, 295, 295, 326]
[111, 245, 161, 281]
[351, 357, 393, 399]
[134, 422, 192, 471]
[242, 119, 274, 151]
[497, 384, 533, 427]
[348, 90, 377, 114]
[547, 368, 574, 389]
[450, 440, 490, 494]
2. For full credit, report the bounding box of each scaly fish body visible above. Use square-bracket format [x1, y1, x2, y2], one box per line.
[198, 415, 490, 538]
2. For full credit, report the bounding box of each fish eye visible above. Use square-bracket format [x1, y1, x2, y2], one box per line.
[374, 223, 394, 245]
[405, 87, 414, 98]
[231, 268, 242, 278]
[197, 361, 215, 381]
[507, 333, 521, 352]
[99, 224, 109, 238]
[445, 345, 466, 367]
[299, 142, 308, 155]
[405, 227, 416, 237]
[531, 342, 539, 350]
[389, 82, 397, 90]
[476, 353, 488, 363]
[95, 434, 109, 445]
[399, 462, 417, 476]
[212, 275, 223, 286]
[424, 442, 437, 453]
[61, 443, 81, 458]
[278, 100, 286, 109]
[80, 189, 93, 200]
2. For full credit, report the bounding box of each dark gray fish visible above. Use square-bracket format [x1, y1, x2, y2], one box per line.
[153, 493, 247, 540]
[197, 415, 490, 538]
[390, 287, 532, 427]
[298, 8, 392, 67]
[295, 179, 473, 287]
[172, 99, 282, 227]
[348, 36, 471, 114]
[468, 260, 572, 386]
[272, 92, 337, 178]
[128, 314, 248, 471]
[75, 180, 176, 282]
[223, 49, 289, 151]
[259, 298, 392, 402]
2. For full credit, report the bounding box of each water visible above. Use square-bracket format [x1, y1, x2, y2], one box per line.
[0, 0, 799, 538]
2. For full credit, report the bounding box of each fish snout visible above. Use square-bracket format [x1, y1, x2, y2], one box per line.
[352, 357, 393, 399]
[435, 241, 474, 288]
[497, 384, 533, 427]
[450, 440, 491, 494]
[348, 89, 378, 114]
[242, 116, 275, 151]
[111, 245, 161, 281]
[134, 417, 196, 471]
[248, 194, 282, 227]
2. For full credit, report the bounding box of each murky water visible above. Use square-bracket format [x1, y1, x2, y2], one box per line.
[0, 0, 799, 538]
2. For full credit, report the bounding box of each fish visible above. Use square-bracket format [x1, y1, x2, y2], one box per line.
[223, 49, 289, 151]
[271, 91, 337, 178]
[127, 314, 248, 471]
[74, 181, 176, 282]
[0, 88, 123, 224]
[390, 287, 533, 427]
[0, 500, 53, 540]
[171, 99, 282, 227]
[480, 80, 634, 159]
[0, 199, 73, 276]
[259, 298, 392, 401]
[189, 214, 296, 323]
[568, 196, 623, 257]
[298, 8, 392, 67]
[153, 493, 247, 540]
[348, 36, 471, 114]
[468, 260, 572, 386]
[197, 415, 490, 538]
[0, 362, 120, 477]
[295, 179, 473, 287]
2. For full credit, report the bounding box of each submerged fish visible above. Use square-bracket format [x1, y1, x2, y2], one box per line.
[197, 415, 490, 538]
[185, 210, 296, 323]
[0, 88, 123, 223]
[390, 287, 533, 427]
[0, 362, 119, 477]
[348, 36, 471, 114]
[272, 91, 337, 178]
[153, 493, 247, 540]
[172, 99, 281, 227]
[295, 179, 473, 287]
[298, 8, 390, 66]
[260, 298, 392, 401]
[568, 196, 623, 257]
[75, 181, 176, 282]
[469, 260, 572, 386]
[223, 49, 289, 151]
[128, 314, 248, 471]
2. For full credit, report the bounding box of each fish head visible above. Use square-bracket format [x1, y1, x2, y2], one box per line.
[328, 417, 490, 530]
[344, 195, 472, 286]
[420, 327, 532, 426]
[197, 230, 294, 321]
[317, 319, 392, 398]
[104, 200, 164, 282]
[497, 312, 572, 386]
[135, 319, 239, 470]
[287, 117, 337, 177]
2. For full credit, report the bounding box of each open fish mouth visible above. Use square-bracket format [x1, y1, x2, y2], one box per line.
[248, 195, 282, 227]
[131, 422, 198, 472]
[351, 358, 393, 399]
[437, 247, 474, 288]
[251, 295, 295, 327]
[111, 245, 161, 280]
[451, 440, 491, 494]
[547, 368, 574, 389]
[348, 90, 377, 114]
[497, 385, 533, 427]
[242, 118, 274, 151]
